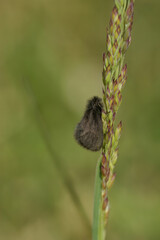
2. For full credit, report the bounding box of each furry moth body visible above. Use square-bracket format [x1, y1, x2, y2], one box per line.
[74, 96, 103, 151]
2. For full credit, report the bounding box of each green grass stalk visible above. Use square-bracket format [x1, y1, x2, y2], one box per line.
[92, 0, 135, 239]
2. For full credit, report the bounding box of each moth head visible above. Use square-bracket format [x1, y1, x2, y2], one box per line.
[86, 96, 103, 114]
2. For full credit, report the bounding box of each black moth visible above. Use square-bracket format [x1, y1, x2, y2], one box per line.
[74, 96, 103, 151]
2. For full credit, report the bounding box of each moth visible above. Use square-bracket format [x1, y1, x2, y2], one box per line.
[74, 96, 103, 151]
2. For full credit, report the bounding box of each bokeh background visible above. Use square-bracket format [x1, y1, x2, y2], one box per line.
[0, 0, 160, 239]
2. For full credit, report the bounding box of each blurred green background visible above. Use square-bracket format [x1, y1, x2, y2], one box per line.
[0, 0, 160, 239]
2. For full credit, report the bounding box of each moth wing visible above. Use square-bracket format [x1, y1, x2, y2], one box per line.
[74, 120, 103, 151]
